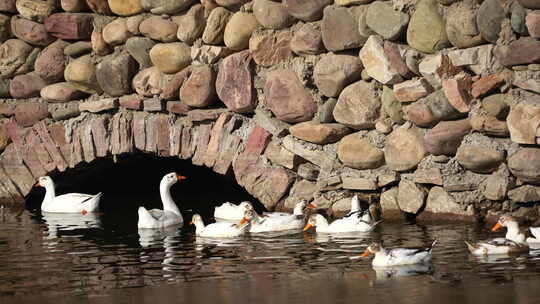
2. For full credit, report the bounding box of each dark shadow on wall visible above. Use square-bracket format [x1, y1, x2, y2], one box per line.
[24, 153, 262, 229]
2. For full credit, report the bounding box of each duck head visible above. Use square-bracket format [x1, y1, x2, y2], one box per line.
[35, 176, 53, 188]
[491, 215, 517, 232]
[237, 209, 256, 226]
[161, 172, 187, 187]
[303, 214, 324, 231]
[238, 201, 254, 212]
[361, 242, 382, 257]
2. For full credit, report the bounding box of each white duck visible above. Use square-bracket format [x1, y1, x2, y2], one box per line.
[343, 195, 372, 223]
[137, 172, 186, 229]
[303, 213, 381, 233]
[361, 241, 436, 267]
[465, 215, 529, 255]
[249, 201, 314, 233]
[36, 176, 102, 214]
[528, 227, 540, 243]
[190, 209, 255, 238]
[213, 201, 254, 221]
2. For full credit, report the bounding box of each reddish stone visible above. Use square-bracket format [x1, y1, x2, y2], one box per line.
[442, 72, 473, 113]
[216, 51, 256, 113]
[86, 0, 112, 14]
[119, 94, 142, 110]
[188, 109, 228, 122]
[167, 101, 191, 115]
[5, 121, 46, 178]
[160, 67, 191, 101]
[526, 11, 540, 38]
[132, 112, 147, 151]
[1, 145, 35, 196]
[245, 125, 272, 156]
[180, 65, 216, 108]
[34, 40, 69, 83]
[80, 119, 95, 163]
[143, 98, 163, 112]
[44, 13, 94, 40]
[10, 16, 55, 46]
[48, 123, 70, 162]
[384, 41, 415, 79]
[10, 73, 48, 99]
[91, 116, 110, 157]
[33, 121, 68, 171]
[0, 103, 14, 116]
[204, 112, 234, 168]
[0, 0, 16, 13]
[69, 131, 83, 168]
[494, 37, 540, 67]
[213, 134, 241, 175]
[156, 115, 170, 157]
[250, 31, 293, 67]
[283, 0, 331, 22]
[169, 122, 182, 157]
[14, 102, 49, 127]
[110, 112, 133, 155]
[192, 124, 213, 166]
[404, 102, 436, 127]
[144, 115, 159, 153]
[424, 119, 471, 156]
[393, 78, 433, 102]
[471, 74, 504, 98]
[180, 125, 192, 159]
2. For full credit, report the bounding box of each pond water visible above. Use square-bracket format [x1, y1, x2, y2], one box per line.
[3, 203, 540, 304]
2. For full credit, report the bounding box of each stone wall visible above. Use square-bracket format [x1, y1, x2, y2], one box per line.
[1, 0, 540, 223]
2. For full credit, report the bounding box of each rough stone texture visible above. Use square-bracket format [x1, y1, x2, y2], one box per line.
[442, 72, 473, 113]
[62, 0, 90, 12]
[512, 3, 528, 35]
[507, 99, 540, 145]
[471, 74, 504, 98]
[515, 79, 540, 94]
[314, 53, 362, 98]
[16, 0, 54, 23]
[249, 31, 293, 67]
[342, 176, 377, 190]
[174, 4, 205, 45]
[476, 0, 505, 44]
[360, 35, 402, 85]
[519, 0, 540, 9]
[108, 0, 143, 16]
[160, 67, 191, 101]
[282, 136, 340, 171]
[44, 13, 94, 40]
[14, 102, 49, 127]
[508, 185, 540, 203]
[34, 40, 69, 83]
[393, 78, 433, 102]
[202, 7, 232, 45]
[141, 0, 193, 15]
[64, 41, 92, 57]
[91, 30, 112, 56]
[264, 69, 316, 123]
[446, 3, 484, 49]
[366, 1, 409, 41]
[139, 16, 178, 43]
[482, 164, 511, 201]
[283, 0, 332, 22]
[223, 12, 260, 51]
[10, 73, 47, 99]
[253, 0, 294, 30]
[407, 0, 449, 53]
[456, 145, 505, 174]
[508, 148, 540, 185]
[79, 98, 117, 113]
[96, 53, 137, 97]
[125, 37, 155, 69]
[290, 121, 350, 145]
[321, 6, 361, 52]
[0, 39, 34, 79]
[11, 16, 54, 46]
[470, 115, 509, 137]
[424, 119, 471, 156]
[385, 124, 426, 172]
[397, 179, 426, 214]
[380, 187, 402, 220]
[149, 42, 191, 74]
[180, 65, 215, 108]
[338, 133, 384, 169]
[0, 0, 16, 13]
[494, 38, 540, 67]
[41, 82, 85, 102]
[132, 67, 164, 97]
[86, 0, 112, 14]
[290, 23, 324, 56]
[333, 81, 380, 130]
[414, 168, 443, 185]
[216, 51, 256, 113]
[102, 18, 132, 45]
[265, 140, 301, 170]
[419, 187, 475, 221]
[64, 55, 102, 94]
[526, 11, 540, 38]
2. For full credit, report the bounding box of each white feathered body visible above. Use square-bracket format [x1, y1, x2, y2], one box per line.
[42, 193, 102, 213]
[138, 207, 183, 229]
[372, 247, 433, 267]
[197, 222, 250, 238]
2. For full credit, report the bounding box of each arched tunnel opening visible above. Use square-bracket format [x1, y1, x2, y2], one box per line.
[24, 153, 263, 233]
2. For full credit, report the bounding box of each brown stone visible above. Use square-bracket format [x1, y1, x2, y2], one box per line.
[216, 51, 256, 113]
[442, 72, 473, 113]
[86, 0, 112, 14]
[383, 41, 415, 79]
[160, 67, 191, 100]
[264, 140, 302, 170]
[414, 168, 443, 185]
[173, 4, 205, 45]
[102, 18, 132, 46]
[0, 0, 16, 13]
[0, 39, 33, 79]
[471, 74, 504, 98]
[64, 54, 102, 94]
[96, 53, 137, 97]
[397, 179, 426, 214]
[119, 94, 142, 110]
[494, 37, 540, 67]
[337, 133, 384, 169]
[385, 124, 426, 172]
[34, 40, 69, 83]
[265, 69, 317, 123]
[253, 0, 295, 30]
[167, 101, 191, 115]
[139, 16, 178, 43]
[526, 11, 540, 38]
[509, 148, 540, 185]
[380, 187, 402, 220]
[507, 99, 540, 144]
[418, 186, 475, 221]
[143, 98, 163, 112]
[508, 185, 540, 203]
[44, 13, 94, 40]
[10, 73, 47, 99]
[314, 53, 362, 98]
[91, 30, 113, 56]
[333, 81, 380, 130]
[424, 119, 471, 156]
[180, 65, 216, 108]
[132, 67, 164, 97]
[290, 121, 350, 145]
[202, 7, 232, 45]
[249, 31, 293, 67]
[108, 0, 143, 16]
[321, 6, 362, 52]
[188, 109, 228, 122]
[283, 0, 332, 22]
[515, 79, 540, 94]
[290, 23, 324, 56]
[359, 34, 402, 85]
[14, 102, 48, 127]
[41, 82, 85, 102]
[342, 177, 377, 191]
[10, 16, 54, 46]
[15, 0, 54, 23]
[192, 123, 213, 164]
[393, 78, 433, 103]
[79, 98, 117, 113]
[470, 115, 509, 137]
[456, 145, 505, 174]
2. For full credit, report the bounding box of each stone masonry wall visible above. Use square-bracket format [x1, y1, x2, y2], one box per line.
[1, 0, 540, 223]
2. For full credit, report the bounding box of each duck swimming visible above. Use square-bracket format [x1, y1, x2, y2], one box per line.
[465, 215, 529, 255]
[361, 241, 436, 267]
[249, 200, 314, 233]
[191, 209, 256, 238]
[36, 176, 102, 214]
[213, 201, 254, 221]
[303, 213, 381, 233]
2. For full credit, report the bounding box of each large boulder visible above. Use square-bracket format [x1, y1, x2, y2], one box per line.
[125, 37, 155, 68]
[321, 6, 362, 52]
[456, 145, 505, 174]
[10, 16, 54, 46]
[10, 72, 47, 98]
[64, 54, 102, 94]
[476, 0, 505, 43]
[249, 31, 293, 67]
[508, 148, 540, 185]
[264, 69, 317, 123]
[223, 12, 260, 51]
[290, 23, 324, 56]
[397, 179, 427, 214]
[139, 16, 178, 42]
[34, 40, 69, 83]
[202, 7, 232, 45]
[337, 133, 384, 169]
[16, 0, 54, 23]
[366, 1, 409, 40]
[253, 0, 294, 30]
[314, 53, 362, 98]
[424, 119, 471, 156]
[44, 13, 93, 40]
[406, 0, 449, 53]
[506, 99, 540, 144]
[446, 2, 484, 49]
[333, 81, 380, 130]
[149, 42, 191, 74]
[180, 65, 216, 108]
[216, 51, 256, 113]
[174, 4, 206, 45]
[385, 124, 426, 172]
[96, 53, 137, 97]
[283, 0, 332, 22]
[0, 39, 34, 79]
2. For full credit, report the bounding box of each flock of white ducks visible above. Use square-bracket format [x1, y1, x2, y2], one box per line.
[34, 173, 540, 267]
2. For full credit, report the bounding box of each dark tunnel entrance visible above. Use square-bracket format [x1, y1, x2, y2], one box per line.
[24, 153, 263, 233]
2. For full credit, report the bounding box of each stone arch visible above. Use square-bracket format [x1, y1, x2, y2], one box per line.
[0, 108, 296, 213]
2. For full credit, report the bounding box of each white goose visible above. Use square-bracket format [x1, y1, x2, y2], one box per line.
[465, 215, 529, 255]
[249, 201, 314, 233]
[36, 176, 102, 214]
[213, 201, 254, 221]
[343, 195, 372, 223]
[191, 209, 255, 238]
[361, 241, 436, 266]
[303, 213, 381, 233]
[137, 172, 186, 229]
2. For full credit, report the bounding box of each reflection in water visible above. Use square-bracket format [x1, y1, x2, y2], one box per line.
[3, 207, 540, 303]
[42, 212, 102, 239]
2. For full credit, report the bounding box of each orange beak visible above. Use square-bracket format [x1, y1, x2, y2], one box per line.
[307, 203, 316, 209]
[360, 249, 371, 258]
[238, 217, 248, 226]
[176, 173, 187, 180]
[189, 221, 194, 225]
[303, 223, 313, 232]
[34, 180, 41, 187]
[491, 222, 503, 232]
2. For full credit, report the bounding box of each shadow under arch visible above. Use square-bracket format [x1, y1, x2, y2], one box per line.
[25, 153, 263, 231]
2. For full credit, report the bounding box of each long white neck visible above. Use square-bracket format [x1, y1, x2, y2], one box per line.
[160, 181, 181, 217]
[351, 196, 360, 213]
[42, 182, 56, 207]
[506, 222, 524, 243]
[315, 215, 330, 231]
[193, 219, 205, 234]
[293, 204, 305, 215]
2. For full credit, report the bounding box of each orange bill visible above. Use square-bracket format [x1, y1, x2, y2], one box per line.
[189, 221, 194, 225]
[238, 218, 248, 226]
[303, 223, 313, 232]
[491, 222, 503, 232]
[176, 173, 187, 180]
[360, 249, 371, 257]
[34, 181, 40, 187]
[307, 203, 316, 209]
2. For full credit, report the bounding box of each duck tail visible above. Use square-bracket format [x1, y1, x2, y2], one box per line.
[464, 241, 477, 253]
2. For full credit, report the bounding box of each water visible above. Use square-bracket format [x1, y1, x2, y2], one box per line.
[3, 206, 540, 304]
